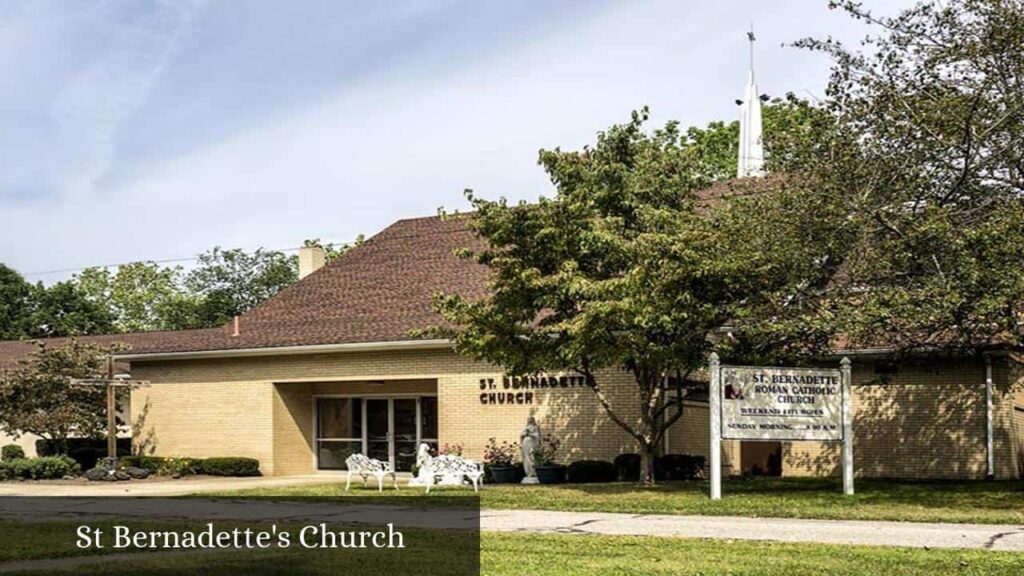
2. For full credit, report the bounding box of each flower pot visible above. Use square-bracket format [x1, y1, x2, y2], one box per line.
[489, 465, 520, 484]
[535, 464, 565, 484]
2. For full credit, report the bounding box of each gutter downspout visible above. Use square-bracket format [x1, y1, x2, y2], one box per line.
[985, 355, 995, 480]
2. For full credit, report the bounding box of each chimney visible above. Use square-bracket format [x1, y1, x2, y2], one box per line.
[298, 245, 327, 280]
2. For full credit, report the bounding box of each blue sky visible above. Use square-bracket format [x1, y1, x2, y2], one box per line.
[0, 0, 914, 280]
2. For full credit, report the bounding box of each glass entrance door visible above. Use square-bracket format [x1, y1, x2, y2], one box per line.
[393, 399, 418, 472]
[315, 396, 438, 471]
[365, 399, 390, 466]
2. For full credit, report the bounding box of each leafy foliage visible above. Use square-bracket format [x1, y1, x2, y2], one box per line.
[26, 280, 116, 338]
[0, 234, 363, 337]
[784, 0, 1024, 353]
[434, 108, 833, 483]
[0, 455, 79, 480]
[0, 265, 32, 340]
[1, 444, 24, 461]
[181, 247, 298, 327]
[0, 341, 122, 452]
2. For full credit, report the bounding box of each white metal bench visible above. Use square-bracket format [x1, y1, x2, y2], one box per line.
[344, 454, 398, 492]
[422, 454, 484, 493]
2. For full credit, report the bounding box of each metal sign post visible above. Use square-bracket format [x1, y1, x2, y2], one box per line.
[708, 354, 854, 499]
[708, 352, 722, 500]
[840, 357, 854, 495]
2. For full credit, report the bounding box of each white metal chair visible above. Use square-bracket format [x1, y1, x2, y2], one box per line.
[422, 454, 484, 494]
[344, 453, 398, 492]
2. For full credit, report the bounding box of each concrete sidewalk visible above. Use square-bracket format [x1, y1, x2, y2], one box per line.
[481, 509, 1024, 551]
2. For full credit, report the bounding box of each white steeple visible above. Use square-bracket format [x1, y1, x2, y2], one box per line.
[737, 26, 765, 178]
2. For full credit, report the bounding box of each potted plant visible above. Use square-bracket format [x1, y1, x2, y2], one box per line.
[483, 438, 519, 483]
[533, 435, 564, 484]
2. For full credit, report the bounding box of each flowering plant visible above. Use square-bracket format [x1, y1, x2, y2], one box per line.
[483, 437, 518, 467]
[440, 443, 463, 457]
[533, 435, 560, 466]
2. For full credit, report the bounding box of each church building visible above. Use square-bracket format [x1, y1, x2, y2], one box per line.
[1, 38, 1022, 480]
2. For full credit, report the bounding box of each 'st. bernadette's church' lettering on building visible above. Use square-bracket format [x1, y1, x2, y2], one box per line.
[479, 374, 592, 405]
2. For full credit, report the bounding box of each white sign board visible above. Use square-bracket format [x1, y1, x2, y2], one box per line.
[720, 366, 843, 441]
[708, 356, 853, 500]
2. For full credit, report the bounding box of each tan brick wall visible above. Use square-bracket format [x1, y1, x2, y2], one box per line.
[130, 350, 1022, 479]
[130, 380, 275, 473]
[782, 358, 1019, 480]
[130, 349, 645, 475]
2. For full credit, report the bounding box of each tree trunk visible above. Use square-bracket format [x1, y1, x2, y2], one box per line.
[638, 441, 656, 486]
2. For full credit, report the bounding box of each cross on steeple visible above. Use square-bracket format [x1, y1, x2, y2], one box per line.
[737, 24, 765, 178]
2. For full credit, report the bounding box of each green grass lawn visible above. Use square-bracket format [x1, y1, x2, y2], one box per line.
[1, 525, 1021, 576]
[202, 476, 1024, 525]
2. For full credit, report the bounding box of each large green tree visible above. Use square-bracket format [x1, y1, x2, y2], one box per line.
[0, 341, 120, 453]
[433, 110, 838, 484]
[180, 247, 298, 327]
[75, 263, 192, 333]
[784, 0, 1024, 353]
[26, 281, 116, 338]
[0, 265, 31, 340]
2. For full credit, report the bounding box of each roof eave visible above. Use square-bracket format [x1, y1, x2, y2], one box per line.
[116, 338, 453, 362]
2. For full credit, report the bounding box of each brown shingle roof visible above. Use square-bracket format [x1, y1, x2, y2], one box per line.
[1, 214, 489, 366]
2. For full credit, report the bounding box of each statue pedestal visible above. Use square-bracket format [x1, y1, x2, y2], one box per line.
[520, 476, 539, 485]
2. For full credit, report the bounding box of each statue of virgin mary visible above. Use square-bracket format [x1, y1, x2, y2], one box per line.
[520, 416, 541, 484]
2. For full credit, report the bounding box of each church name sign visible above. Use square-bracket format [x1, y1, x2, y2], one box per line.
[479, 374, 592, 405]
[708, 355, 854, 500]
[720, 366, 844, 441]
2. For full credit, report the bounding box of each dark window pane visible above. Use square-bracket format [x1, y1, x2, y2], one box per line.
[317, 398, 361, 439]
[317, 440, 363, 470]
[421, 397, 438, 439]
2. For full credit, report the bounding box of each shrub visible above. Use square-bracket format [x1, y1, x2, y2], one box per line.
[0, 456, 79, 480]
[483, 438, 518, 467]
[566, 460, 617, 483]
[1, 445, 25, 461]
[533, 435, 561, 466]
[119, 456, 204, 476]
[612, 453, 705, 481]
[116, 455, 258, 477]
[68, 446, 102, 471]
[199, 457, 261, 477]
[656, 454, 705, 481]
[613, 453, 641, 481]
[118, 455, 163, 472]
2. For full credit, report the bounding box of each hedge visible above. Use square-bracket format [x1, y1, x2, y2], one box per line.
[566, 460, 617, 483]
[118, 456, 260, 477]
[613, 453, 641, 481]
[613, 453, 706, 481]
[0, 456, 80, 480]
[200, 457, 261, 477]
[1, 444, 25, 461]
[657, 454, 706, 481]
[119, 456, 204, 476]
